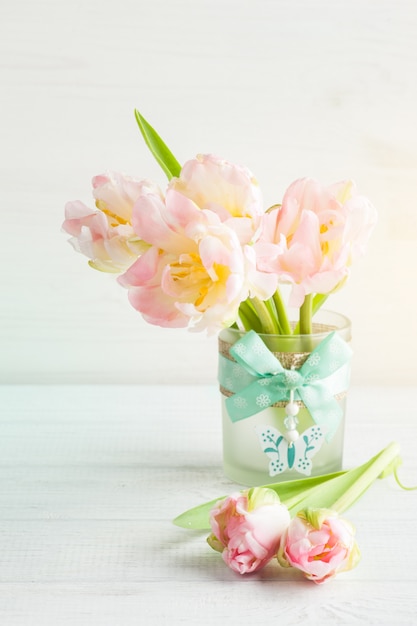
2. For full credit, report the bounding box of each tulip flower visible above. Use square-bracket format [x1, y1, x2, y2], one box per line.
[255, 177, 377, 310]
[118, 189, 275, 333]
[207, 487, 290, 574]
[277, 508, 360, 584]
[169, 153, 264, 244]
[63, 172, 157, 272]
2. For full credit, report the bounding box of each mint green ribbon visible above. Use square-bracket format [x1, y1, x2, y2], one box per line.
[219, 330, 352, 441]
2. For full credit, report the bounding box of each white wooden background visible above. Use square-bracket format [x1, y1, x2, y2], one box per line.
[1, 384, 416, 626]
[1, 0, 417, 385]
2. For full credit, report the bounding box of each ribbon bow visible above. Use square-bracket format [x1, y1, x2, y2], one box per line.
[222, 330, 352, 441]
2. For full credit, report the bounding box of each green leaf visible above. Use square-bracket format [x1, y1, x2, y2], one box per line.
[172, 442, 402, 530]
[328, 441, 401, 513]
[260, 443, 401, 516]
[173, 496, 222, 530]
[134, 109, 181, 180]
[173, 471, 346, 530]
[261, 471, 347, 507]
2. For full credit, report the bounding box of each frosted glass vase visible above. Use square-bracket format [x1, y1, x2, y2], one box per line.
[218, 310, 351, 486]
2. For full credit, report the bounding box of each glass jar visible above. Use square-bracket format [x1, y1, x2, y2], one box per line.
[218, 310, 352, 486]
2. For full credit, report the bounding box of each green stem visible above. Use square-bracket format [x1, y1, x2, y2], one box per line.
[238, 302, 261, 332]
[272, 289, 292, 335]
[299, 294, 313, 334]
[249, 297, 279, 335]
[236, 311, 251, 332]
[293, 293, 329, 335]
[265, 298, 282, 334]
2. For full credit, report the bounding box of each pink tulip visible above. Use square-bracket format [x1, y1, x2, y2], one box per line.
[207, 488, 290, 575]
[169, 154, 264, 243]
[278, 508, 360, 584]
[255, 178, 377, 306]
[118, 188, 275, 332]
[63, 172, 159, 272]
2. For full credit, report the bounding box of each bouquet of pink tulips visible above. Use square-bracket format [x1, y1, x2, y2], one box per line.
[63, 111, 377, 335]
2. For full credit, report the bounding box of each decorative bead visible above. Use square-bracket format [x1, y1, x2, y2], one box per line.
[284, 415, 298, 431]
[285, 402, 299, 416]
[285, 429, 299, 443]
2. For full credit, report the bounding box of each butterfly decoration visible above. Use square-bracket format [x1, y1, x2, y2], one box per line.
[256, 424, 325, 476]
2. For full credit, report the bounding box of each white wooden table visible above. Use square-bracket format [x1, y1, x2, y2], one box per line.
[0, 385, 416, 625]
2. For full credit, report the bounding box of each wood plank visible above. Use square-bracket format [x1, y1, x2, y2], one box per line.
[0, 384, 416, 624]
[0, 581, 416, 626]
